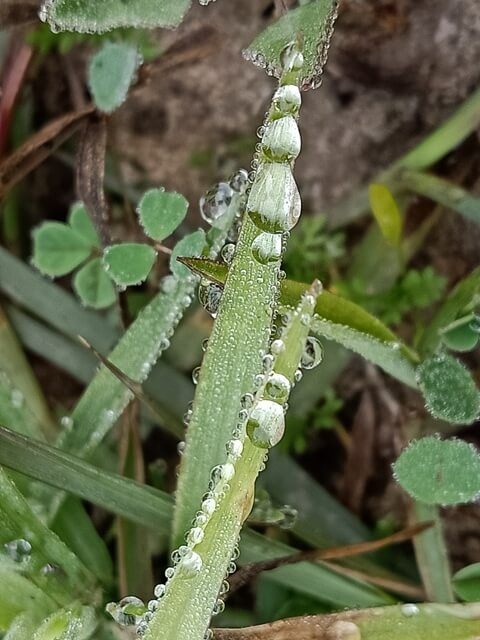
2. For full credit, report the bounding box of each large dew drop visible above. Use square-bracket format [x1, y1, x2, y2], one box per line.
[273, 85, 302, 116]
[262, 116, 301, 162]
[247, 400, 285, 448]
[300, 336, 324, 370]
[264, 372, 291, 404]
[247, 163, 301, 233]
[4, 539, 32, 562]
[198, 282, 223, 318]
[251, 232, 282, 265]
[106, 596, 146, 628]
[178, 549, 203, 578]
[200, 182, 233, 226]
[280, 41, 304, 73]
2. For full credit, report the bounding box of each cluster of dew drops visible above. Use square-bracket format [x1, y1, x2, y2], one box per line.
[108, 42, 328, 639]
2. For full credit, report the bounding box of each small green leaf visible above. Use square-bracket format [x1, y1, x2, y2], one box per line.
[41, 0, 192, 33]
[393, 436, 480, 505]
[68, 202, 100, 247]
[368, 183, 403, 247]
[170, 230, 206, 278]
[88, 42, 140, 113]
[416, 353, 480, 424]
[32, 222, 92, 276]
[138, 189, 188, 242]
[73, 258, 116, 309]
[103, 243, 156, 287]
[243, 0, 338, 89]
[453, 563, 480, 602]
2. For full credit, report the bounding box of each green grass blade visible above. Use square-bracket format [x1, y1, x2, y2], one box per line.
[0, 569, 55, 631]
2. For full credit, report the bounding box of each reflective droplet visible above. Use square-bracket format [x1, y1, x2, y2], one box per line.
[240, 393, 255, 410]
[294, 368, 303, 383]
[226, 438, 243, 459]
[10, 389, 24, 409]
[273, 84, 302, 115]
[300, 336, 324, 370]
[192, 366, 201, 385]
[264, 372, 291, 404]
[278, 505, 298, 529]
[247, 163, 301, 233]
[177, 441, 186, 456]
[198, 282, 223, 318]
[60, 416, 73, 430]
[154, 584, 166, 598]
[4, 539, 32, 562]
[106, 596, 146, 628]
[401, 603, 420, 617]
[280, 41, 304, 73]
[202, 338, 209, 352]
[229, 168, 249, 193]
[187, 527, 205, 546]
[270, 339, 285, 355]
[201, 497, 216, 516]
[247, 400, 285, 448]
[251, 232, 282, 265]
[178, 549, 202, 578]
[262, 116, 301, 162]
[212, 598, 225, 615]
[200, 182, 233, 225]
[160, 274, 177, 294]
[262, 353, 275, 372]
[221, 243, 236, 264]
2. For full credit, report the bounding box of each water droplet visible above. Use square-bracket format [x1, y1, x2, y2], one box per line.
[60, 415, 73, 431]
[194, 511, 209, 527]
[202, 338, 209, 352]
[177, 441, 186, 456]
[4, 539, 31, 562]
[241, 393, 255, 410]
[326, 621, 361, 640]
[300, 336, 324, 370]
[280, 41, 304, 73]
[221, 243, 236, 264]
[294, 368, 303, 383]
[278, 505, 298, 529]
[10, 389, 24, 409]
[161, 274, 177, 294]
[198, 282, 223, 318]
[200, 182, 233, 226]
[251, 232, 282, 265]
[270, 339, 285, 355]
[165, 567, 175, 579]
[201, 496, 216, 516]
[40, 563, 59, 575]
[187, 526, 205, 546]
[226, 438, 244, 459]
[192, 366, 201, 385]
[154, 584, 166, 598]
[262, 116, 301, 162]
[247, 400, 285, 448]
[401, 603, 420, 617]
[262, 353, 275, 372]
[106, 596, 146, 627]
[264, 372, 291, 404]
[212, 598, 225, 615]
[178, 549, 202, 578]
[219, 579, 230, 595]
[273, 84, 302, 115]
[229, 168, 249, 193]
[247, 163, 301, 233]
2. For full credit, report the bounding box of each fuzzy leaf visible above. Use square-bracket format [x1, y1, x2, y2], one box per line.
[243, 0, 338, 89]
[138, 189, 188, 242]
[393, 436, 480, 505]
[416, 353, 480, 424]
[368, 183, 403, 247]
[68, 202, 100, 247]
[32, 222, 92, 276]
[103, 243, 156, 287]
[40, 0, 192, 33]
[73, 258, 116, 309]
[88, 42, 140, 113]
[170, 229, 206, 277]
[453, 563, 480, 602]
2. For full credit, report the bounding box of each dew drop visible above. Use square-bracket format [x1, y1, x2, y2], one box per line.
[270, 339, 285, 355]
[221, 243, 236, 264]
[154, 584, 166, 598]
[273, 84, 302, 115]
[60, 416, 73, 431]
[278, 505, 298, 529]
[226, 438, 244, 459]
[327, 621, 361, 640]
[198, 282, 223, 318]
[240, 393, 255, 410]
[229, 168, 249, 193]
[247, 400, 285, 449]
[212, 598, 225, 615]
[202, 338, 209, 352]
[178, 549, 203, 578]
[262, 353, 275, 372]
[280, 41, 304, 73]
[187, 527, 205, 546]
[106, 596, 146, 628]
[262, 116, 301, 162]
[264, 372, 291, 404]
[10, 389, 24, 409]
[177, 441, 186, 456]
[300, 337, 324, 370]
[161, 274, 177, 294]
[201, 496, 216, 516]
[4, 539, 32, 562]
[294, 368, 303, 383]
[401, 603, 420, 617]
[200, 182, 233, 226]
[192, 366, 201, 385]
[251, 232, 282, 265]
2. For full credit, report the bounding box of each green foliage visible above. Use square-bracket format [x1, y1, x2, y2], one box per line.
[138, 189, 189, 242]
[170, 230, 206, 278]
[73, 258, 116, 309]
[40, 0, 192, 33]
[88, 42, 140, 113]
[68, 203, 101, 247]
[453, 563, 480, 602]
[31, 222, 92, 277]
[283, 215, 345, 283]
[103, 243, 156, 286]
[368, 183, 403, 247]
[441, 314, 480, 352]
[244, 0, 338, 88]
[393, 436, 480, 505]
[416, 353, 480, 424]
[338, 267, 446, 325]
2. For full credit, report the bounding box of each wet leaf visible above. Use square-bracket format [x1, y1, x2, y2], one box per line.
[243, 0, 338, 89]
[88, 43, 140, 113]
[416, 353, 480, 424]
[68, 202, 100, 247]
[103, 243, 156, 287]
[32, 222, 92, 276]
[368, 183, 403, 247]
[41, 0, 192, 33]
[170, 229, 206, 277]
[453, 563, 480, 602]
[393, 436, 480, 506]
[138, 188, 188, 242]
[442, 315, 480, 353]
[73, 258, 116, 309]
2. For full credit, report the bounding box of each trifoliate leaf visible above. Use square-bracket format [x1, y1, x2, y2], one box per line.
[453, 563, 480, 602]
[40, 0, 191, 33]
[416, 353, 480, 424]
[103, 243, 156, 287]
[68, 202, 100, 247]
[32, 222, 92, 276]
[393, 436, 480, 506]
[170, 230, 206, 278]
[243, 0, 338, 89]
[138, 189, 188, 242]
[88, 42, 140, 113]
[73, 258, 116, 309]
[368, 183, 403, 247]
